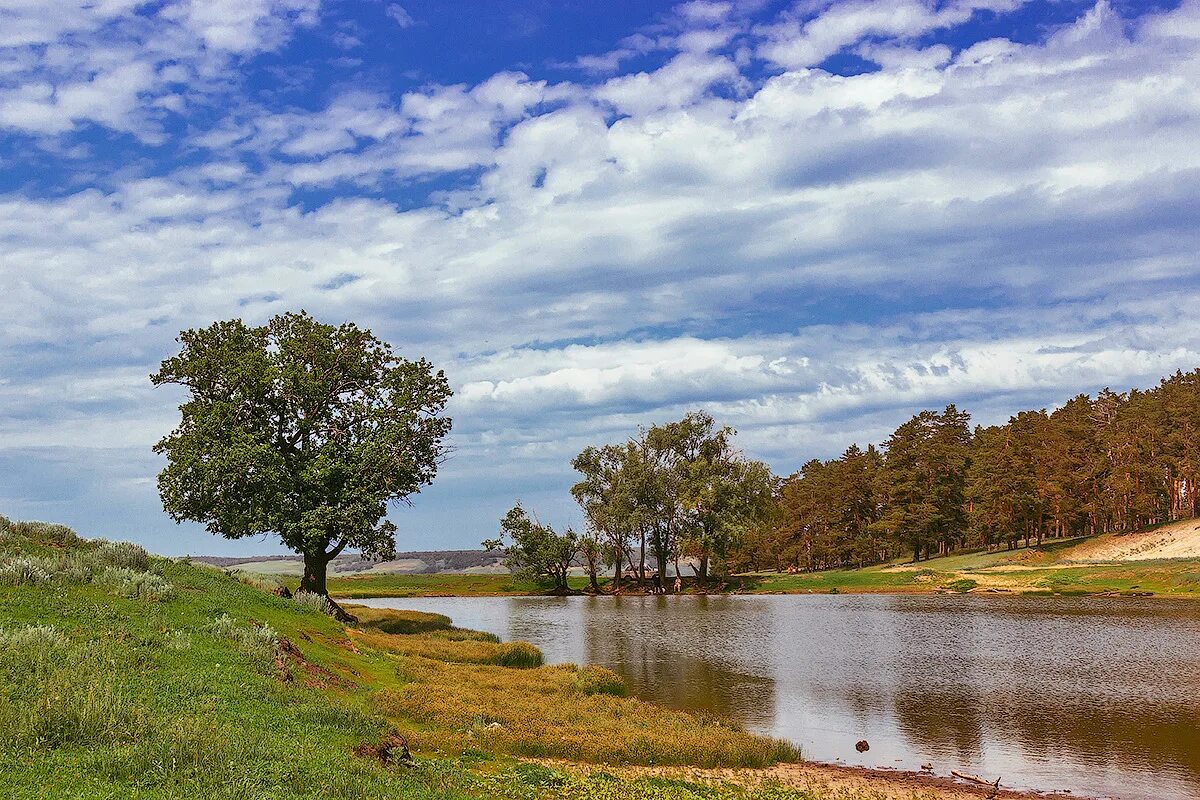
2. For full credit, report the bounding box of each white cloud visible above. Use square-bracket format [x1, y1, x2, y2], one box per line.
[386, 4, 414, 28]
[3, 0, 1200, 548]
[758, 0, 1029, 68]
[0, 0, 320, 138]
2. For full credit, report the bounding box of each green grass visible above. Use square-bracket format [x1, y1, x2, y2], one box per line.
[326, 572, 591, 598]
[1, 515, 832, 800]
[731, 546, 1200, 598]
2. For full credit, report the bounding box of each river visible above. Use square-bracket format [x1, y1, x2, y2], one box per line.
[352, 593, 1200, 800]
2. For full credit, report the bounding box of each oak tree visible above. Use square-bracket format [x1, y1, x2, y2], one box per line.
[152, 311, 452, 596]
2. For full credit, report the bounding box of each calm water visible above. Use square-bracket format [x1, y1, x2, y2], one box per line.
[354, 594, 1200, 800]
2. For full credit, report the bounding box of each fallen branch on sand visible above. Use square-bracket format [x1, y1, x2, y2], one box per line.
[951, 770, 1001, 797]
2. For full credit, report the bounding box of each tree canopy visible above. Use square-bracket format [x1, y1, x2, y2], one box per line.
[152, 311, 452, 595]
[571, 411, 774, 589]
[735, 368, 1200, 573]
[486, 505, 578, 592]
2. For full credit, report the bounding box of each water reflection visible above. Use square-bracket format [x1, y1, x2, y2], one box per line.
[355, 594, 1200, 800]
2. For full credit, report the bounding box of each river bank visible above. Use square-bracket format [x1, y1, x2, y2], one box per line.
[326, 556, 1200, 599]
[349, 592, 1200, 800]
[541, 760, 1083, 800]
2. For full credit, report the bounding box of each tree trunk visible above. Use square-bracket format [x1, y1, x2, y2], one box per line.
[612, 553, 622, 594]
[300, 551, 328, 595]
[638, 531, 646, 586]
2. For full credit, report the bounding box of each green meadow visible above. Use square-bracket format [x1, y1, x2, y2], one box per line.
[1, 515, 867, 800]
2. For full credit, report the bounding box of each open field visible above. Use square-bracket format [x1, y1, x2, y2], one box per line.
[735, 523, 1200, 598]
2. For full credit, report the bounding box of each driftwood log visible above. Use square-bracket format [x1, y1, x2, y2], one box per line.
[951, 770, 1001, 798]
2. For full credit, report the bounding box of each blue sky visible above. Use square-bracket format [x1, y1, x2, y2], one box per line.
[2, 0, 1199, 556]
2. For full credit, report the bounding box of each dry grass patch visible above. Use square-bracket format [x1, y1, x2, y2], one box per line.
[380, 658, 800, 768]
[353, 627, 542, 667]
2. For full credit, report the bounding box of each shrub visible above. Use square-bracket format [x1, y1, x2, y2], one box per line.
[206, 614, 280, 660]
[93, 541, 151, 572]
[490, 641, 544, 669]
[95, 567, 176, 601]
[293, 590, 337, 617]
[0, 557, 54, 586]
[574, 666, 626, 697]
[55, 553, 95, 584]
[947, 578, 978, 593]
[0, 624, 68, 650]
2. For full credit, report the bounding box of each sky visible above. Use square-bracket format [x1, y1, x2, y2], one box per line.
[1, 0, 1199, 556]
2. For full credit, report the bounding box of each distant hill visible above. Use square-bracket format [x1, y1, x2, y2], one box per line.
[192, 549, 508, 576]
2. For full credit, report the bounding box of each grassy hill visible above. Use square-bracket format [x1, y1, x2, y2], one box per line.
[0, 515, 829, 800]
[735, 522, 1200, 597]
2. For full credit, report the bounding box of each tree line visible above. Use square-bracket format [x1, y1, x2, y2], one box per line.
[734, 369, 1200, 573]
[498, 368, 1200, 585]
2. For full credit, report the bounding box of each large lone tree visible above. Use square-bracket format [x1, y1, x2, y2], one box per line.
[152, 311, 452, 597]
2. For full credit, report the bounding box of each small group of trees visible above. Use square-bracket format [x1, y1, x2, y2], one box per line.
[735, 370, 1200, 573]
[491, 412, 776, 593]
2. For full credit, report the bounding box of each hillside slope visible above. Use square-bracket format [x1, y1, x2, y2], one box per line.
[737, 521, 1200, 598]
[1063, 519, 1200, 562]
[5, 514, 935, 800]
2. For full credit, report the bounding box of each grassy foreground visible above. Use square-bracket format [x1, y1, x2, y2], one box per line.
[2, 515, 875, 800]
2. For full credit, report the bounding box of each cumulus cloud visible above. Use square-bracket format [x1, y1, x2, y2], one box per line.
[0, 0, 319, 139]
[2, 0, 1200, 549]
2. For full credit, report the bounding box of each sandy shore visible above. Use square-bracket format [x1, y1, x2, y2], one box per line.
[537, 758, 1089, 800]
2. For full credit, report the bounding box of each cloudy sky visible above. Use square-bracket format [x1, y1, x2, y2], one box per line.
[1, 0, 1198, 555]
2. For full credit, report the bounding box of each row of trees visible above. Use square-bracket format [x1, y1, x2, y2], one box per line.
[734, 370, 1200, 573]
[490, 412, 776, 591]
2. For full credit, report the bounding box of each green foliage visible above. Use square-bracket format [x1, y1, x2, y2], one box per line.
[946, 578, 978, 593]
[0, 624, 68, 650]
[571, 411, 775, 588]
[489, 641, 544, 668]
[748, 367, 1200, 575]
[206, 613, 281, 661]
[93, 541, 151, 571]
[489, 504, 578, 591]
[95, 566, 176, 601]
[873, 405, 972, 562]
[293, 589, 338, 617]
[151, 310, 452, 594]
[574, 665, 627, 696]
[0, 557, 53, 586]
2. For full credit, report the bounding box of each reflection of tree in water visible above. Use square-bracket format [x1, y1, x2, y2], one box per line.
[892, 688, 1200, 794]
[579, 597, 776, 730]
[880, 597, 1200, 796]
